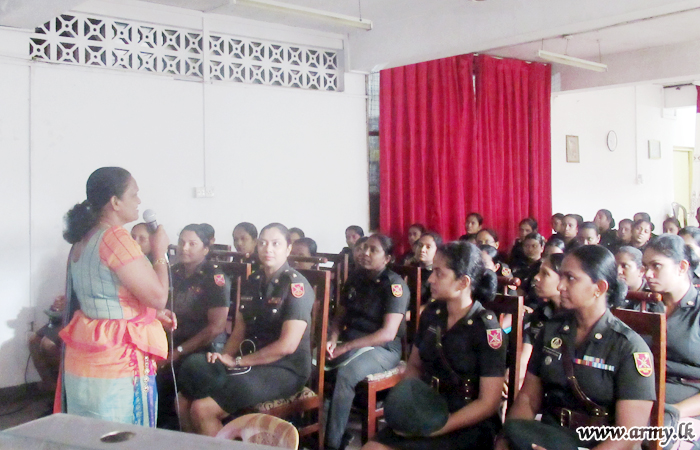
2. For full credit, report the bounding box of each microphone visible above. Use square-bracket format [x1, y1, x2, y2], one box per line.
[143, 209, 158, 233]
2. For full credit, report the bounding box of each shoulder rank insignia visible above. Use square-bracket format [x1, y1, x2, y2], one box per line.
[214, 274, 226, 287]
[634, 352, 653, 377]
[391, 284, 403, 297]
[501, 267, 512, 277]
[487, 329, 502, 349]
[291, 283, 305, 298]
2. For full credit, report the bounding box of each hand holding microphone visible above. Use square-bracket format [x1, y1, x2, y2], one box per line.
[143, 209, 169, 259]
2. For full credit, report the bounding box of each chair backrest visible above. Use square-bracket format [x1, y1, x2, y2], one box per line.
[389, 265, 422, 348]
[483, 293, 525, 410]
[672, 202, 688, 228]
[287, 255, 329, 270]
[214, 262, 252, 332]
[209, 250, 254, 264]
[216, 413, 299, 450]
[497, 276, 521, 295]
[611, 308, 666, 450]
[296, 269, 332, 399]
[625, 291, 663, 312]
[316, 252, 350, 311]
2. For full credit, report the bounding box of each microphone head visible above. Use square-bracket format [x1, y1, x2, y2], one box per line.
[143, 209, 157, 224]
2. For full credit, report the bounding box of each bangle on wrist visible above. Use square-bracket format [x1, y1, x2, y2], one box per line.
[153, 258, 167, 266]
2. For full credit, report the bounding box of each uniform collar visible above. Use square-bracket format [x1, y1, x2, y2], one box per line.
[174, 259, 207, 278]
[555, 308, 613, 344]
[678, 285, 698, 309]
[265, 261, 292, 285]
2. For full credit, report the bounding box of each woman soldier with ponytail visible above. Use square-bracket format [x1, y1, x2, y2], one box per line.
[59, 167, 172, 426]
[361, 241, 506, 450]
[497, 245, 656, 450]
[643, 235, 700, 447]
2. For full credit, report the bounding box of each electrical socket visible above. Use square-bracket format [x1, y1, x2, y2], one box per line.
[194, 187, 215, 198]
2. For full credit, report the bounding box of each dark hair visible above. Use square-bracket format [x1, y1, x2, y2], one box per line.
[409, 223, 427, 234]
[477, 228, 499, 243]
[568, 245, 627, 308]
[663, 217, 681, 230]
[596, 209, 616, 229]
[181, 223, 214, 248]
[679, 226, 700, 246]
[564, 214, 584, 227]
[234, 222, 258, 240]
[419, 231, 443, 247]
[63, 167, 132, 244]
[438, 241, 496, 303]
[355, 236, 369, 248]
[543, 253, 565, 274]
[579, 222, 600, 236]
[294, 237, 317, 256]
[552, 213, 565, 221]
[523, 232, 545, 247]
[261, 223, 292, 244]
[479, 244, 499, 262]
[289, 227, 305, 238]
[519, 217, 538, 232]
[132, 222, 149, 233]
[346, 225, 364, 237]
[619, 218, 633, 228]
[645, 234, 699, 279]
[368, 233, 394, 257]
[467, 212, 484, 226]
[634, 212, 655, 231]
[200, 223, 215, 242]
[616, 246, 643, 269]
[545, 236, 566, 251]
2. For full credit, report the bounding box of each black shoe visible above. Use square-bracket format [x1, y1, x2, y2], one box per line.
[339, 432, 354, 450]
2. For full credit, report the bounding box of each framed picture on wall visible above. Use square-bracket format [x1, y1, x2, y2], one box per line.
[566, 135, 580, 163]
[648, 140, 661, 159]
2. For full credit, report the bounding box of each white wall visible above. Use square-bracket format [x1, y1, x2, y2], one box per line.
[0, 24, 367, 388]
[551, 85, 677, 228]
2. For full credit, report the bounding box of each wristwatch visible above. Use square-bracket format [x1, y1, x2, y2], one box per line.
[235, 356, 242, 368]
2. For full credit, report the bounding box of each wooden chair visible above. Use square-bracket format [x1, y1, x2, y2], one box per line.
[625, 290, 663, 312]
[316, 252, 350, 311]
[611, 308, 666, 450]
[483, 293, 526, 411]
[287, 255, 329, 270]
[497, 276, 521, 295]
[210, 244, 232, 261]
[213, 262, 251, 333]
[217, 413, 299, 450]
[250, 269, 331, 450]
[355, 264, 422, 443]
[209, 250, 254, 264]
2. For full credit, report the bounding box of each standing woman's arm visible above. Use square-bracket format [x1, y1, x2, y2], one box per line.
[114, 225, 170, 310]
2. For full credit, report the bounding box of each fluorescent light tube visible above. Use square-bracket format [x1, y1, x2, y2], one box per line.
[537, 49, 607, 72]
[234, 0, 373, 30]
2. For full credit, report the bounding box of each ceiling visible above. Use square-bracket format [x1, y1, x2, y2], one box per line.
[4, 0, 700, 82]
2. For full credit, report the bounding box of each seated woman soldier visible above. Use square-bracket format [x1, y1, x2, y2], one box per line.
[325, 234, 410, 450]
[513, 233, 545, 300]
[460, 212, 484, 242]
[156, 224, 231, 429]
[496, 245, 656, 450]
[232, 222, 260, 270]
[642, 234, 700, 446]
[577, 222, 601, 246]
[510, 218, 538, 268]
[400, 223, 426, 265]
[630, 219, 653, 251]
[594, 209, 619, 249]
[679, 226, 700, 284]
[614, 246, 656, 312]
[175, 223, 315, 436]
[663, 217, 681, 235]
[413, 231, 443, 305]
[361, 241, 506, 450]
[518, 253, 564, 387]
[617, 219, 633, 248]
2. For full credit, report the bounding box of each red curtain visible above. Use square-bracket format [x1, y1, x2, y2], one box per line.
[379, 55, 475, 253]
[379, 54, 551, 254]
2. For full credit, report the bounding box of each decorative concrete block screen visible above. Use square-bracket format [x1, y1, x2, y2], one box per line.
[29, 13, 341, 91]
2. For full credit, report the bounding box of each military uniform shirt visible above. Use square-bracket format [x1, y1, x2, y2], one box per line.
[665, 286, 700, 404]
[415, 300, 506, 412]
[522, 301, 556, 346]
[239, 262, 314, 379]
[171, 260, 230, 348]
[340, 268, 410, 353]
[528, 309, 656, 421]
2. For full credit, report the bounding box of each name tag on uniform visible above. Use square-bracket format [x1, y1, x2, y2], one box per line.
[241, 296, 253, 302]
[543, 346, 562, 360]
[427, 326, 437, 335]
[268, 297, 282, 305]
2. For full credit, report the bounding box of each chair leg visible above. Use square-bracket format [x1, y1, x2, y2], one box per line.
[363, 386, 377, 444]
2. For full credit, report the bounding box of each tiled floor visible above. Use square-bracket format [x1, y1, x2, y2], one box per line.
[0, 386, 365, 450]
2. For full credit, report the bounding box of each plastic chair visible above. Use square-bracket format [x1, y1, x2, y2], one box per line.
[217, 413, 299, 450]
